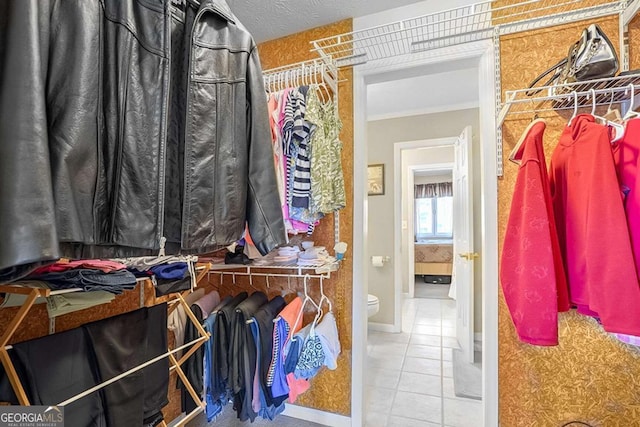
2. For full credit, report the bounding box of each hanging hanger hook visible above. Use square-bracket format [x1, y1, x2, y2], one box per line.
[590, 88, 597, 116]
[607, 88, 616, 112]
[569, 91, 579, 125]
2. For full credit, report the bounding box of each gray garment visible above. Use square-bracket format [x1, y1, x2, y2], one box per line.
[168, 288, 206, 357]
[0, 280, 115, 317]
[111, 255, 196, 271]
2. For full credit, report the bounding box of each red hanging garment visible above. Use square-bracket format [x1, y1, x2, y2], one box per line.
[550, 114, 640, 335]
[501, 119, 569, 346]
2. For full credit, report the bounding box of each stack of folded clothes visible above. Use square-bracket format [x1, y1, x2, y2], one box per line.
[112, 256, 195, 297]
[28, 259, 137, 294]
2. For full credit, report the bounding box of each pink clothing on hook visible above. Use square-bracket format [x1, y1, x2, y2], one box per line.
[500, 119, 568, 346]
[612, 118, 640, 276]
[550, 114, 640, 335]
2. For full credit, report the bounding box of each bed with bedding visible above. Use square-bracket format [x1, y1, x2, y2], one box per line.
[414, 240, 453, 277]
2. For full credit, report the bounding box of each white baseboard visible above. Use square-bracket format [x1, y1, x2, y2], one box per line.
[282, 404, 351, 427]
[368, 322, 400, 333]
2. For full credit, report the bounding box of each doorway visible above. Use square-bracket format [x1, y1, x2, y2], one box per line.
[351, 40, 498, 427]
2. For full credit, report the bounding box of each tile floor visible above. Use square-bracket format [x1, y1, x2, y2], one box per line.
[365, 297, 483, 427]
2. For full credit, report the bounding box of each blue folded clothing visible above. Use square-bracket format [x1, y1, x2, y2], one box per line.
[150, 262, 188, 280]
[34, 269, 137, 294]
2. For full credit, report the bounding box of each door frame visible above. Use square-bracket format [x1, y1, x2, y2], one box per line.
[351, 39, 498, 427]
[399, 152, 455, 301]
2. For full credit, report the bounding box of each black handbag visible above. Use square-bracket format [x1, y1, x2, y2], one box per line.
[526, 24, 618, 96]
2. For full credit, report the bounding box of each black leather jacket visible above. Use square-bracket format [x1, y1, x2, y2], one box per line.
[0, 0, 285, 276]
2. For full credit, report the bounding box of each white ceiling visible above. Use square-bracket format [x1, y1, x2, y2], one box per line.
[367, 59, 480, 121]
[227, 0, 427, 43]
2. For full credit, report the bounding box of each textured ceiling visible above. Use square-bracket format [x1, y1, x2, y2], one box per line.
[227, 0, 427, 42]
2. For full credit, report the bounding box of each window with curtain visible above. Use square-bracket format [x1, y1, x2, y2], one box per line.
[415, 182, 453, 240]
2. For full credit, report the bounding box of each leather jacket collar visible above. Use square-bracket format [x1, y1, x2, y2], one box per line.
[191, 0, 236, 23]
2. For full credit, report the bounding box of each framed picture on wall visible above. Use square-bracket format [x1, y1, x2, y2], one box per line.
[368, 163, 385, 196]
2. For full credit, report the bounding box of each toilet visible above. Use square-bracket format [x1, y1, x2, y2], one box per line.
[367, 294, 379, 318]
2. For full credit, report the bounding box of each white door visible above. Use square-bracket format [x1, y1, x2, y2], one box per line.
[452, 126, 476, 364]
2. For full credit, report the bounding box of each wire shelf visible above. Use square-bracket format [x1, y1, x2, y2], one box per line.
[262, 57, 339, 94]
[311, 0, 627, 67]
[498, 73, 640, 123]
[208, 260, 339, 279]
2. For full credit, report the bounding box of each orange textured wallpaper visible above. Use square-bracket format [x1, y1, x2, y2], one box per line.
[236, 19, 354, 416]
[499, 16, 640, 426]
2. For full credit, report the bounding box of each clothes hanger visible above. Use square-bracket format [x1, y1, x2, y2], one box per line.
[623, 83, 640, 121]
[289, 274, 321, 333]
[568, 91, 579, 126]
[317, 277, 332, 316]
[603, 89, 622, 123]
[590, 88, 625, 142]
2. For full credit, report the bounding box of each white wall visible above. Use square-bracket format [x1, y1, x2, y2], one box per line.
[415, 174, 452, 185]
[401, 148, 454, 295]
[367, 108, 483, 332]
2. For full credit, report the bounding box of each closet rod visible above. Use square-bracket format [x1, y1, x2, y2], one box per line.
[57, 334, 208, 407]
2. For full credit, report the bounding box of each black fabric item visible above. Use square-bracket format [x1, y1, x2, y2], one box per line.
[84, 304, 169, 427]
[229, 292, 268, 421]
[12, 327, 107, 427]
[224, 246, 252, 265]
[142, 304, 170, 421]
[154, 274, 191, 296]
[143, 411, 165, 427]
[179, 304, 204, 413]
[0, 350, 20, 405]
[211, 292, 248, 400]
[84, 308, 148, 427]
[254, 297, 286, 414]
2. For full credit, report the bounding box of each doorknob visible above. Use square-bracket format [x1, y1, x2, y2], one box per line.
[458, 252, 479, 260]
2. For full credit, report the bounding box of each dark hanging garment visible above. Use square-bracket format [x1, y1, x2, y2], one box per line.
[0, 350, 20, 405]
[228, 292, 268, 421]
[142, 304, 170, 423]
[84, 304, 169, 427]
[12, 327, 107, 427]
[179, 304, 204, 413]
[211, 292, 248, 402]
[253, 296, 286, 419]
[203, 295, 234, 420]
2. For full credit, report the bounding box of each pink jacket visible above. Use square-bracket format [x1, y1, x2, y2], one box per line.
[501, 119, 569, 346]
[550, 114, 640, 335]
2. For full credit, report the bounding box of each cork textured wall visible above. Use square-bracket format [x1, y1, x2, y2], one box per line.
[499, 14, 640, 426]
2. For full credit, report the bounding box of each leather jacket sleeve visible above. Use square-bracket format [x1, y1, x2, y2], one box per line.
[0, 0, 60, 272]
[245, 47, 287, 255]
